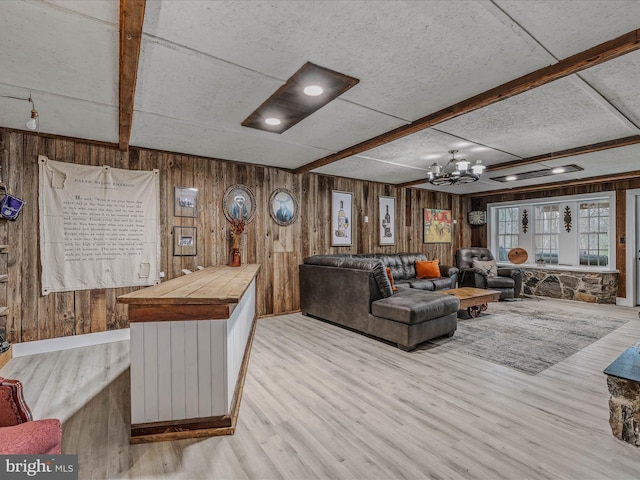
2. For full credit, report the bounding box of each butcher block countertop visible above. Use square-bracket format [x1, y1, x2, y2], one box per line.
[118, 264, 260, 306]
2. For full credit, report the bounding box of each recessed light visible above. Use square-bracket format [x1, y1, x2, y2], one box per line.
[551, 167, 566, 174]
[505, 175, 518, 181]
[303, 85, 323, 96]
[265, 117, 281, 126]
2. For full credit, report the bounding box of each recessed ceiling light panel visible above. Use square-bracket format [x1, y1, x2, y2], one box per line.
[265, 117, 281, 126]
[492, 164, 583, 183]
[242, 62, 359, 134]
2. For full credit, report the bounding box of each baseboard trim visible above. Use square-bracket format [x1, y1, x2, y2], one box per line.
[616, 297, 634, 307]
[12, 329, 130, 357]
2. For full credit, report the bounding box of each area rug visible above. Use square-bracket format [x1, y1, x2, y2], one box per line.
[424, 298, 631, 375]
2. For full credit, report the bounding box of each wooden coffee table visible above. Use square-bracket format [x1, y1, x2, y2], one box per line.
[444, 287, 501, 318]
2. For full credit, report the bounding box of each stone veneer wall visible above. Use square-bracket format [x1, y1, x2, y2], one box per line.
[521, 267, 618, 304]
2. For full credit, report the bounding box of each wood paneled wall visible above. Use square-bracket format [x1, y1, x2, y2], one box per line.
[0, 129, 463, 343]
[468, 179, 640, 298]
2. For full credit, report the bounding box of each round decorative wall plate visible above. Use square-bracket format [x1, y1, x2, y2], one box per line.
[507, 247, 528, 265]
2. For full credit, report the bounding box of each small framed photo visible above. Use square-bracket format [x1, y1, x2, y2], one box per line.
[174, 187, 198, 217]
[223, 184, 257, 223]
[331, 191, 353, 246]
[173, 226, 197, 256]
[379, 196, 396, 245]
[423, 208, 452, 244]
[269, 188, 298, 226]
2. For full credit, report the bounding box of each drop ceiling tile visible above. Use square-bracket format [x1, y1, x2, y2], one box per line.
[39, 0, 119, 24]
[312, 155, 430, 185]
[134, 38, 282, 128]
[437, 76, 638, 158]
[142, 1, 554, 120]
[130, 112, 331, 170]
[580, 50, 640, 129]
[0, 1, 118, 106]
[496, 0, 640, 59]
[353, 128, 520, 170]
[282, 100, 407, 152]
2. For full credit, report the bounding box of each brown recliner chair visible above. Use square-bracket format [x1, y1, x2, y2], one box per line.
[455, 247, 522, 300]
[0, 377, 62, 454]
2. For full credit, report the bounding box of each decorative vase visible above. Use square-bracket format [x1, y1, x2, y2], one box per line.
[230, 248, 241, 267]
[230, 234, 241, 267]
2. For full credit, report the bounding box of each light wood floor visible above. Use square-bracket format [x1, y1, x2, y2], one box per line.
[2, 297, 640, 479]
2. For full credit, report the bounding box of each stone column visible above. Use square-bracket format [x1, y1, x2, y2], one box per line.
[607, 375, 640, 446]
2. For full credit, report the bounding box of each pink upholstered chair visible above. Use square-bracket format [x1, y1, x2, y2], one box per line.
[0, 377, 62, 454]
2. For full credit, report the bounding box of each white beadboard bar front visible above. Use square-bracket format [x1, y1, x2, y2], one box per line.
[119, 264, 260, 443]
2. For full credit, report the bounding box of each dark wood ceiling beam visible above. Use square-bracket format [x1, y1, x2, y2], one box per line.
[293, 28, 640, 175]
[119, 0, 146, 152]
[467, 170, 640, 198]
[396, 134, 640, 188]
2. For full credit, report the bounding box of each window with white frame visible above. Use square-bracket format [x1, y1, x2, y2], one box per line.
[579, 201, 609, 266]
[496, 206, 519, 261]
[488, 193, 613, 269]
[534, 205, 559, 264]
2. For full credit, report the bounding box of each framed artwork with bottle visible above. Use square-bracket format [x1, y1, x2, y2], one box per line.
[379, 196, 396, 246]
[331, 191, 352, 246]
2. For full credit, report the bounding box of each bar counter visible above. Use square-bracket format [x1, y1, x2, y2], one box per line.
[118, 264, 260, 444]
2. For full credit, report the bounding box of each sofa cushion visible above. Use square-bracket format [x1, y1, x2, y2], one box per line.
[398, 253, 427, 279]
[371, 254, 405, 279]
[429, 277, 454, 290]
[416, 259, 441, 279]
[407, 279, 435, 291]
[394, 280, 411, 290]
[371, 290, 459, 325]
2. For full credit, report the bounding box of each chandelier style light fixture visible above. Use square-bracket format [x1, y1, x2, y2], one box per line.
[428, 149, 485, 186]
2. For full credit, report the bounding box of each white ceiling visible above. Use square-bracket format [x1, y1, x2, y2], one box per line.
[1, 0, 639, 194]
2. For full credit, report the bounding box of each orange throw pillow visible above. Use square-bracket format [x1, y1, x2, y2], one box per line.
[415, 259, 441, 279]
[386, 267, 398, 292]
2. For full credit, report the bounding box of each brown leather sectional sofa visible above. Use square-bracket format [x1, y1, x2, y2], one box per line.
[299, 254, 460, 351]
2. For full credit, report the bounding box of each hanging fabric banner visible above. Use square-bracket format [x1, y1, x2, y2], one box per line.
[38, 156, 161, 295]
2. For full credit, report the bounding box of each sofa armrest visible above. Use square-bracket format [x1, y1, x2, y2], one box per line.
[439, 265, 458, 278]
[497, 267, 523, 297]
[0, 419, 62, 454]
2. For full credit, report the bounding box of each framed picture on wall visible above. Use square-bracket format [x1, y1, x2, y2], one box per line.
[223, 184, 257, 223]
[269, 188, 298, 226]
[174, 187, 198, 217]
[173, 226, 197, 256]
[331, 191, 353, 246]
[379, 196, 396, 245]
[423, 208, 452, 243]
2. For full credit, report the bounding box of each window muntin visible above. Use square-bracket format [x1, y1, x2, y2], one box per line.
[534, 205, 559, 264]
[579, 201, 609, 266]
[496, 207, 519, 261]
